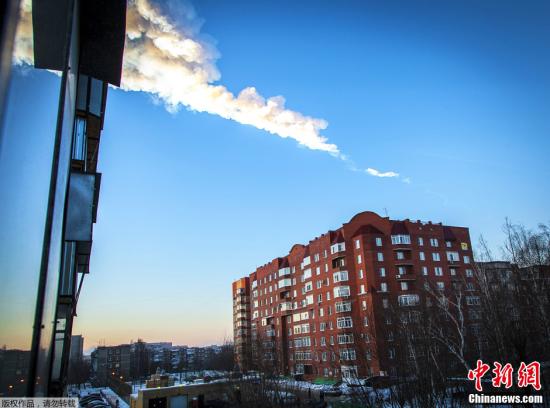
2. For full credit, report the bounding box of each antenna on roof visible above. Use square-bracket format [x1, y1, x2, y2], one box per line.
[384, 207, 389, 217]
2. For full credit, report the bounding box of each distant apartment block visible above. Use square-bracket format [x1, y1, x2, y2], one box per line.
[69, 335, 84, 366]
[232, 277, 251, 370]
[91, 345, 131, 386]
[232, 211, 477, 379]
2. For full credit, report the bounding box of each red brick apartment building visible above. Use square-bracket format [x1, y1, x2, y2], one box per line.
[232, 211, 476, 380]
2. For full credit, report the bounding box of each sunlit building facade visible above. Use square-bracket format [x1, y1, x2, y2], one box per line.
[233, 211, 476, 379]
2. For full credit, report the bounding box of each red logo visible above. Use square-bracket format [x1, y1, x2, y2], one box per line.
[468, 360, 541, 392]
[468, 360, 490, 392]
[517, 361, 541, 391]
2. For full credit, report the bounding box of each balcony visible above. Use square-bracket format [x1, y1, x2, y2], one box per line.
[280, 302, 293, 312]
[278, 278, 292, 289]
[278, 267, 291, 277]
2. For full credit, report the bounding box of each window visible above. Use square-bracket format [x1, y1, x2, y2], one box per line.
[422, 266, 428, 275]
[358, 269, 364, 279]
[419, 251, 425, 261]
[382, 298, 389, 308]
[334, 286, 350, 298]
[355, 239, 360, 249]
[377, 252, 384, 262]
[380, 282, 388, 292]
[461, 242, 469, 250]
[466, 296, 480, 306]
[330, 242, 346, 254]
[361, 300, 367, 310]
[379, 267, 386, 277]
[357, 254, 362, 264]
[337, 334, 354, 344]
[464, 255, 471, 264]
[303, 268, 312, 281]
[446, 251, 460, 262]
[396, 251, 404, 260]
[333, 270, 349, 282]
[72, 117, 87, 161]
[359, 284, 366, 294]
[446, 241, 452, 248]
[400, 281, 408, 291]
[316, 280, 322, 289]
[320, 322, 326, 331]
[375, 237, 383, 247]
[430, 238, 439, 247]
[466, 269, 473, 277]
[398, 266, 406, 275]
[337, 316, 353, 329]
[436, 281, 445, 290]
[339, 348, 356, 361]
[389, 349, 396, 359]
[398, 294, 420, 306]
[335, 301, 352, 313]
[391, 234, 411, 245]
[432, 252, 441, 261]
[450, 268, 456, 276]
[316, 266, 321, 275]
[301, 256, 311, 268]
[418, 237, 424, 246]
[434, 267, 443, 276]
[314, 253, 320, 262]
[317, 294, 322, 303]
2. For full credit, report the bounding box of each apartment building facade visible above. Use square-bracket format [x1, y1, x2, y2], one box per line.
[232, 211, 477, 379]
[91, 345, 131, 386]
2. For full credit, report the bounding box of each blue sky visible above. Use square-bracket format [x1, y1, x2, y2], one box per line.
[2, 0, 549, 349]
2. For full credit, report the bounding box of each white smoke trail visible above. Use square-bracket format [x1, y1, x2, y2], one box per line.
[13, 0, 406, 179]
